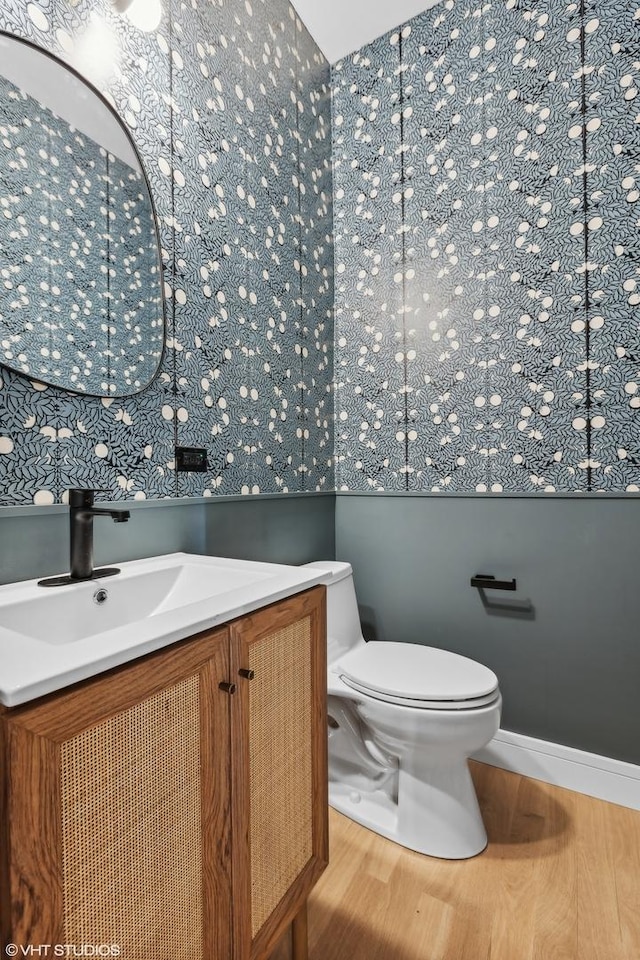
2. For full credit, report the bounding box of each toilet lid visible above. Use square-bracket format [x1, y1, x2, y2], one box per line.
[338, 642, 498, 707]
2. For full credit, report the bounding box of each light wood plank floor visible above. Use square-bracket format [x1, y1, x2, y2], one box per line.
[272, 761, 640, 960]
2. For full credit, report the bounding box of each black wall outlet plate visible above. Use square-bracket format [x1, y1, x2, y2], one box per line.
[175, 446, 208, 472]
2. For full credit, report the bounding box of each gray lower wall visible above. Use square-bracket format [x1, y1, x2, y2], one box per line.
[0, 494, 335, 586]
[336, 494, 640, 766]
[203, 495, 335, 566]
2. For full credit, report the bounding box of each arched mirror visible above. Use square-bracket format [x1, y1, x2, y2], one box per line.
[0, 32, 165, 397]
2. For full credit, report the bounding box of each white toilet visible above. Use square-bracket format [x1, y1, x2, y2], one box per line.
[305, 560, 502, 860]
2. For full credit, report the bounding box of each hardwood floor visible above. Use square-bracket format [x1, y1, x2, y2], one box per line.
[271, 762, 640, 960]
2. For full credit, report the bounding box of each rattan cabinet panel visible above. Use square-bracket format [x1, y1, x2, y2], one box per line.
[0, 587, 327, 960]
[1, 627, 231, 960]
[230, 587, 328, 960]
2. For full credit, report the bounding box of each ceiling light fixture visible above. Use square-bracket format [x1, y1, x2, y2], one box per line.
[113, 0, 162, 33]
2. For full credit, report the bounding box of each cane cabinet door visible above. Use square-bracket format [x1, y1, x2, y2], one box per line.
[2, 628, 232, 960]
[229, 586, 328, 960]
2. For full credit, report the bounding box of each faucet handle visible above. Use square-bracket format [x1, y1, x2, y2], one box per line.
[68, 487, 112, 507]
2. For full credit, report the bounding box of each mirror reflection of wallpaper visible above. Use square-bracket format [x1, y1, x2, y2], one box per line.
[0, 75, 163, 395]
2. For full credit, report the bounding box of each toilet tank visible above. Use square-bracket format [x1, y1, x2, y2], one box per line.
[303, 561, 365, 664]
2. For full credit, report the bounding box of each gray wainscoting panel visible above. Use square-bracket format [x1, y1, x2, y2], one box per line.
[0, 499, 206, 585]
[203, 494, 335, 565]
[335, 494, 640, 765]
[0, 494, 335, 585]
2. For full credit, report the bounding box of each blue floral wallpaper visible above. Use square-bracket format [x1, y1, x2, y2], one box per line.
[2, 0, 637, 503]
[0, 0, 334, 504]
[333, 0, 640, 493]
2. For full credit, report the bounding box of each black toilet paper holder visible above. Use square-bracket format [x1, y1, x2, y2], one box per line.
[470, 574, 517, 591]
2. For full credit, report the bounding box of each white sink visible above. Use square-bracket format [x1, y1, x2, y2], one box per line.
[0, 553, 325, 706]
[1, 557, 275, 646]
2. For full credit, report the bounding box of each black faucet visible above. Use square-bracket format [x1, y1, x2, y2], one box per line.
[38, 488, 130, 587]
[69, 488, 130, 580]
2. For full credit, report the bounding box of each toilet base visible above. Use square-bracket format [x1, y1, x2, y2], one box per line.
[329, 757, 488, 860]
[330, 781, 400, 845]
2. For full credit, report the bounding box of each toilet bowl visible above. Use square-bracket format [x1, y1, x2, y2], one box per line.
[305, 560, 501, 859]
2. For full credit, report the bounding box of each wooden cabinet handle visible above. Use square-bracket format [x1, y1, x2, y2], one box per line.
[238, 668, 255, 680]
[219, 681, 236, 694]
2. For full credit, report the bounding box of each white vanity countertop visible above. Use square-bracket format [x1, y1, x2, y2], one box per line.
[0, 552, 326, 707]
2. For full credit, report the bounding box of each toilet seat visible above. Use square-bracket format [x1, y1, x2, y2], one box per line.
[337, 641, 499, 711]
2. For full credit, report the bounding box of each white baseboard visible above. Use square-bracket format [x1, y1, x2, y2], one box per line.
[473, 729, 640, 811]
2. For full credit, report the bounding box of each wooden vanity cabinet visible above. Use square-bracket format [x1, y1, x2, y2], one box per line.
[0, 586, 328, 960]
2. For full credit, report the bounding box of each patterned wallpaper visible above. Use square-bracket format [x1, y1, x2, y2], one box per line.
[333, 0, 640, 493]
[0, 0, 334, 504]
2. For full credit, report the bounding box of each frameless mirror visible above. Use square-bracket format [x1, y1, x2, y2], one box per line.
[0, 32, 165, 397]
